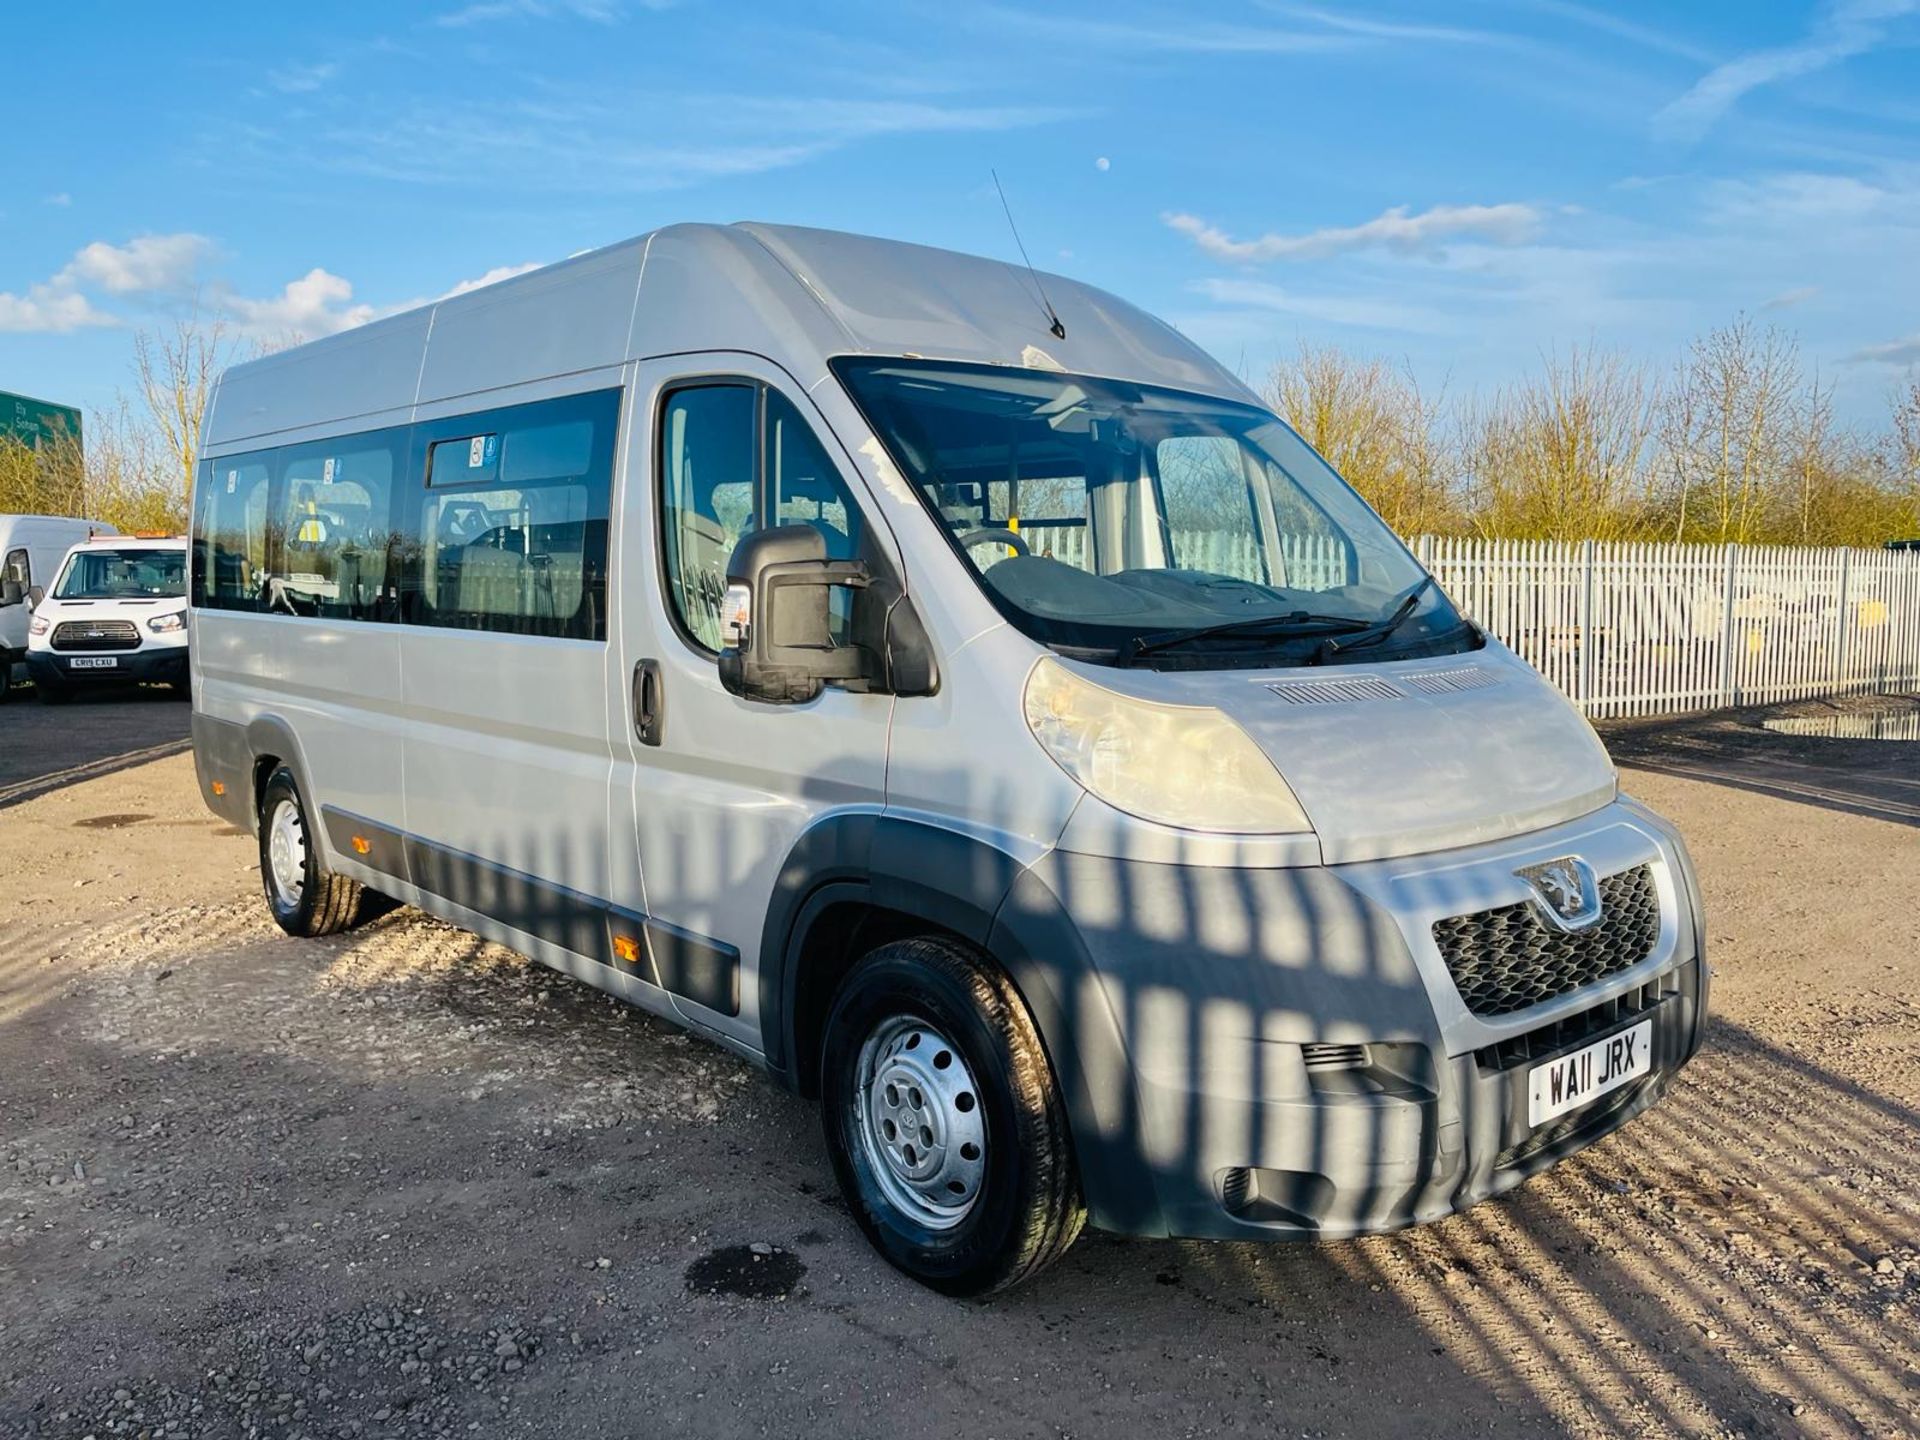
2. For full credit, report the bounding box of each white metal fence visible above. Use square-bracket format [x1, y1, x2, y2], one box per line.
[1029, 524, 1920, 719]
[1418, 537, 1920, 719]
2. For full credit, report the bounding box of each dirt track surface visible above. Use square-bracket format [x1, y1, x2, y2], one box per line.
[1, 694, 1916, 1439]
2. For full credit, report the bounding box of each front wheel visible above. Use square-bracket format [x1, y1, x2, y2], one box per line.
[820, 937, 1085, 1296]
[258, 765, 369, 937]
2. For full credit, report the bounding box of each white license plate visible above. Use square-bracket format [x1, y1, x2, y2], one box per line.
[68, 656, 119, 669]
[1528, 1019, 1653, 1126]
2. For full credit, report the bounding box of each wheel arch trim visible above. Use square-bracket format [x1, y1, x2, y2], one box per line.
[759, 812, 1163, 1236]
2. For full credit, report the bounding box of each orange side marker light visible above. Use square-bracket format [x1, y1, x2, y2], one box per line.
[613, 935, 641, 964]
[351, 835, 371, 855]
[210, 781, 226, 796]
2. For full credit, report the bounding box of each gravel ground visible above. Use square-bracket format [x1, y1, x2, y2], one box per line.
[1, 693, 1916, 1439]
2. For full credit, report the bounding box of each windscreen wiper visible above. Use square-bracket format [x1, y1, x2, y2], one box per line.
[1129, 610, 1373, 660]
[1309, 575, 1436, 663]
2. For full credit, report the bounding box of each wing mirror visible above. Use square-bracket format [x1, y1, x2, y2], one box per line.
[717, 525, 937, 705]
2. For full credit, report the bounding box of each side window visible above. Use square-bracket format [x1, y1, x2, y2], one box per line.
[1156, 436, 1268, 584]
[768, 391, 861, 557]
[1252, 454, 1352, 591]
[193, 454, 275, 610]
[659, 383, 873, 652]
[269, 433, 401, 618]
[660, 384, 757, 651]
[765, 390, 865, 643]
[414, 390, 616, 640]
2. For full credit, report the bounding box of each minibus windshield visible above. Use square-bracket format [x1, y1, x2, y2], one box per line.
[833, 358, 1475, 667]
[54, 548, 187, 600]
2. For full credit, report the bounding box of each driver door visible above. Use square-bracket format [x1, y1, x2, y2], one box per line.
[614, 355, 895, 1056]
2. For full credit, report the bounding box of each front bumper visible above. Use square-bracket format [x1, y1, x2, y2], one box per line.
[991, 798, 1708, 1241]
[27, 644, 189, 686]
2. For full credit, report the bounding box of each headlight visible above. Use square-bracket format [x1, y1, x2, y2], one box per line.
[148, 610, 186, 633]
[27, 614, 49, 636]
[1023, 657, 1312, 833]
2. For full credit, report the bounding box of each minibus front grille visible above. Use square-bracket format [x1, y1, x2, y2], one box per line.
[1473, 973, 1677, 1073]
[51, 619, 141, 652]
[1432, 864, 1660, 1018]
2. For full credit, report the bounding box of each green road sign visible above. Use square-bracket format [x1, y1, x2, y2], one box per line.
[0, 390, 83, 454]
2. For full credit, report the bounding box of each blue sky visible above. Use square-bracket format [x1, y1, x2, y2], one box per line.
[3, 0, 1918, 426]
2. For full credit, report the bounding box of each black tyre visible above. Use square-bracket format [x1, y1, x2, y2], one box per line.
[257, 765, 368, 937]
[820, 937, 1085, 1296]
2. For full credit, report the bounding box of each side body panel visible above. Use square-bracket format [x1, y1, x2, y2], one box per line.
[614, 352, 896, 1052]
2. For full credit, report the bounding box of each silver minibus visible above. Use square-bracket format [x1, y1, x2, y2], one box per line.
[191, 223, 1707, 1293]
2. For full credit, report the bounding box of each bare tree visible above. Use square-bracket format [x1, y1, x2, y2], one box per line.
[134, 309, 237, 514]
[1893, 372, 1920, 538]
[1265, 342, 1460, 535]
[1655, 316, 1800, 543]
[1464, 345, 1656, 542]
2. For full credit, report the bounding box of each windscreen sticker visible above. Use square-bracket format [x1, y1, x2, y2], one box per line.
[467, 435, 498, 469]
[322, 457, 336, 484]
[226, 470, 237, 494]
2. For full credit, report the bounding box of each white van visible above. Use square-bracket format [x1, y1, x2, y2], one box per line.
[0, 514, 116, 698]
[26, 534, 190, 701]
[190, 224, 1708, 1294]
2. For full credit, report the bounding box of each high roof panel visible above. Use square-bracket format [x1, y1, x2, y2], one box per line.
[204, 222, 1248, 447]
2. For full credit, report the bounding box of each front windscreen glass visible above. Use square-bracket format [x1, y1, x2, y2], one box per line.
[832, 358, 1475, 668]
[54, 548, 187, 599]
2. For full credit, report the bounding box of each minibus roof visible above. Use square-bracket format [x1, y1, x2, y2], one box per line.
[202, 223, 1254, 450]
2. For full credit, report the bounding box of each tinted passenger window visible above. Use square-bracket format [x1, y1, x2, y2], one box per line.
[193, 456, 275, 610]
[272, 434, 402, 618]
[659, 383, 871, 652]
[412, 389, 616, 640]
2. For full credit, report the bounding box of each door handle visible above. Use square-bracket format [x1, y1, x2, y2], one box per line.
[633, 658, 665, 747]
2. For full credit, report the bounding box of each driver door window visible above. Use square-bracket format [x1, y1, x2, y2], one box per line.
[659, 383, 867, 651]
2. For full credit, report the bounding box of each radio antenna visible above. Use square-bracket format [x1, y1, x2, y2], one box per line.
[992, 169, 1066, 340]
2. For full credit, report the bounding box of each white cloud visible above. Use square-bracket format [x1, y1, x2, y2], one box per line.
[1189, 277, 1452, 333]
[1094, 156, 1110, 172]
[0, 232, 208, 334]
[268, 61, 338, 94]
[971, 8, 1358, 55]
[440, 262, 542, 298]
[434, 0, 641, 26]
[1845, 334, 1920, 366]
[0, 286, 114, 334]
[1704, 171, 1891, 225]
[60, 233, 212, 294]
[286, 94, 1075, 194]
[1762, 285, 1821, 311]
[44, 192, 71, 207]
[212, 269, 377, 341]
[0, 229, 543, 345]
[1163, 203, 1543, 263]
[1654, 0, 1920, 142]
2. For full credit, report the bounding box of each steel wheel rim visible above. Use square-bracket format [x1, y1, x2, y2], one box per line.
[266, 797, 306, 909]
[851, 1014, 987, 1231]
